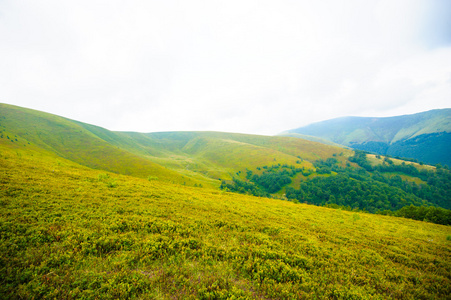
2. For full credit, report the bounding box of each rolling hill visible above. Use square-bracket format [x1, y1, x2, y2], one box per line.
[1, 132, 450, 299]
[283, 109, 451, 166]
[1, 103, 450, 214]
[1, 103, 451, 298]
[0, 103, 188, 184]
[0, 103, 349, 188]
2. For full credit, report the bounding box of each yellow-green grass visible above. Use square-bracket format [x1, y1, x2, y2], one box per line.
[127, 131, 348, 183]
[0, 104, 190, 184]
[367, 154, 435, 171]
[1, 145, 450, 299]
[1, 103, 350, 188]
[277, 133, 347, 148]
[182, 137, 312, 175]
[121, 131, 344, 175]
[384, 172, 427, 185]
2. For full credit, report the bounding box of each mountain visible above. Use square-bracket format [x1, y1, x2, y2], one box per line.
[283, 109, 451, 166]
[1, 103, 450, 298]
[1, 123, 450, 299]
[1, 103, 450, 213]
[0, 103, 349, 188]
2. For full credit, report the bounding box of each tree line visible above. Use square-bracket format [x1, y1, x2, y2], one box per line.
[220, 153, 451, 225]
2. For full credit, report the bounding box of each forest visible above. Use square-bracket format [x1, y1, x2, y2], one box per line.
[221, 152, 451, 225]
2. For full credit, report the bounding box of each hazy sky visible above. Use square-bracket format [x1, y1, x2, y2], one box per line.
[1, 0, 450, 135]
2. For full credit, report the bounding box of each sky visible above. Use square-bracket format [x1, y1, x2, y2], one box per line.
[1, 0, 450, 135]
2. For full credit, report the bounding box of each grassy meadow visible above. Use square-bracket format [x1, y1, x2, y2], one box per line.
[1, 144, 450, 299]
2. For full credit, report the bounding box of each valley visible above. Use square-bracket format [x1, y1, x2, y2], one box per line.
[0, 103, 450, 299]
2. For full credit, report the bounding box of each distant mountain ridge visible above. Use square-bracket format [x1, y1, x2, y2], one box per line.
[283, 109, 451, 166]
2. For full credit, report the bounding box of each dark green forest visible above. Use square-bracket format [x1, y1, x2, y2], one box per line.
[221, 152, 451, 225]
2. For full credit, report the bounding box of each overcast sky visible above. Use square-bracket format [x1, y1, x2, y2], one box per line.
[1, 0, 450, 135]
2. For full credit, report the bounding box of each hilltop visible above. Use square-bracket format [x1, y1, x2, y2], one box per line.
[283, 109, 451, 166]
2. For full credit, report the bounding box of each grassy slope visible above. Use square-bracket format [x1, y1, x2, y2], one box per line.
[277, 132, 346, 147]
[391, 109, 451, 142]
[365, 155, 432, 186]
[1, 142, 450, 299]
[0, 104, 188, 184]
[134, 131, 351, 179]
[366, 154, 435, 171]
[1, 104, 351, 188]
[285, 110, 451, 166]
[286, 109, 451, 145]
[1, 103, 444, 198]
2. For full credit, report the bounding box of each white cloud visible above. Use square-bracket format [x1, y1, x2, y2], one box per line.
[0, 0, 450, 135]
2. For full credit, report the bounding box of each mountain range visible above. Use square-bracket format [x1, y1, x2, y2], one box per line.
[0, 103, 346, 188]
[282, 109, 451, 166]
[1, 103, 449, 212]
[1, 103, 450, 298]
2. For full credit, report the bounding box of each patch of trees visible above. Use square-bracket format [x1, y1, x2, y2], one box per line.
[325, 203, 451, 225]
[348, 150, 373, 171]
[393, 205, 451, 225]
[249, 164, 304, 193]
[251, 170, 292, 193]
[221, 153, 451, 225]
[220, 179, 268, 197]
[285, 174, 427, 213]
[349, 151, 451, 209]
[221, 164, 304, 195]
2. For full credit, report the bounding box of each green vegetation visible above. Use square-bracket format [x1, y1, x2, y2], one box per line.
[0, 103, 349, 189]
[1, 145, 451, 299]
[1, 103, 451, 298]
[221, 151, 451, 225]
[0, 103, 448, 220]
[0, 104, 188, 184]
[285, 109, 451, 166]
[221, 164, 305, 196]
[348, 151, 451, 210]
[389, 205, 451, 225]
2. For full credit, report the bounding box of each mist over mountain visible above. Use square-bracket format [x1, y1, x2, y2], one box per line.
[283, 109, 451, 166]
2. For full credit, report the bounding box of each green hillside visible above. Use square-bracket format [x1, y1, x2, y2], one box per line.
[1, 103, 450, 216]
[0, 103, 350, 188]
[284, 109, 451, 166]
[0, 103, 188, 184]
[1, 103, 451, 298]
[277, 132, 346, 148]
[1, 141, 450, 299]
[122, 131, 349, 180]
